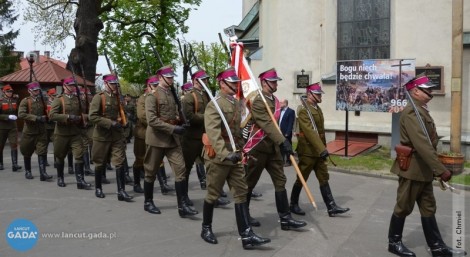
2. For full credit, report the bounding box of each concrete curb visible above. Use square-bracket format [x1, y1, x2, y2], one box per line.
[330, 167, 470, 192]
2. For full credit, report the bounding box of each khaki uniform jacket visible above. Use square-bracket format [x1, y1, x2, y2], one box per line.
[88, 92, 125, 142]
[204, 92, 241, 165]
[134, 93, 148, 140]
[250, 93, 285, 154]
[0, 97, 18, 129]
[182, 88, 209, 139]
[391, 98, 447, 182]
[296, 103, 327, 157]
[145, 86, 180, 148]
[45, 99, 55, 130]
[49, 94, 82, 136]
[18, 96, 47, 135]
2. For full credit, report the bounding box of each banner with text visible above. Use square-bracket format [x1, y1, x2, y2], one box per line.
[336, 59, 415, 113]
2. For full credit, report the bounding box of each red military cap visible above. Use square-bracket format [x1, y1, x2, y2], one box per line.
[191, 69, 210, 80]
[259, 68, 282, 81]
[103, 74, 119, 84]
[156, 65, 177, 78]
[181, 81, 193, 91]
[306, 82, 324, 94]
[216, 67, 240, 82]
[62, 76, 75, 86]
[404, 75, 435, 91]
[47, 88, 57, 96]
[147, 75, 159, 85]
[26, 81, 41, 90]
[2, 84, 13, 92]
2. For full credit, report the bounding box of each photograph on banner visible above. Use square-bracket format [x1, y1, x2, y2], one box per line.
[336, 59, 415, 113]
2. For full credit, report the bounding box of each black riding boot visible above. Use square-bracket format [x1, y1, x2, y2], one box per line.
[56, 161, 66, 187]
[12, 149, 22, 172]
[106, 162, 113, 170]
[116, 167, 133, 202]
[235, 202, 271, 249]
[101, 168, 110, 184]
[124, 156, 133, 184]
[201, 201, 217, 244]
[215, 197, 231, 208]
[24, 157, 33, 179]
[388, 214, 416, 257]
[0, 152, 3, 170]
[183, 177, 194, 206]
[290, 184, 306, 215]
[67, 151, 74, 174]
[83, 149, 94, 175]
[246, 190, 261, 226]
[38, 155, 52, 181]
[157, 165, 173, 195]
[275, 190, 307, 230]
[320, 183, 350, 217]
[133, 167, 144, 193]
[196, 163, 207, 189]
[75, 163, 91, 190]
[143, 181, 161, 214]
[175, 180, 198, 217]
[422, 216, 467, 257]
[94, 166, 105, 198]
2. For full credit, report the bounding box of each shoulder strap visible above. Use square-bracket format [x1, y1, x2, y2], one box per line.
[27, 98, 32, 114]
[60, 97, 66, 114]
[191, 91, 198, 113]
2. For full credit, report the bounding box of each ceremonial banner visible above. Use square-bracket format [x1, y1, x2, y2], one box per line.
[336, 59, 415, 113]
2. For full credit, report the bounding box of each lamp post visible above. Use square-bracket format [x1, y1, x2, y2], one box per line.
[26, 53, 35, 83]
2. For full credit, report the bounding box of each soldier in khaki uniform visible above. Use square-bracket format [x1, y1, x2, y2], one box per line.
[49, 77, 91, 189]
[143, 65, 197, 217]
[0, 85, 22, 172]
[387, 76, 466, 257]
[18, 82, 52, 181]
[79, 86, 94, 176]
[290, 83, 349, 217]
[200, 68, 270, 249]
[45, 89, 58, 168]
[244, 68, 306, 230]
[88, 74, 132, 202]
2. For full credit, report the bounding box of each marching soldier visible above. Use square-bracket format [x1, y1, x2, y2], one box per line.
[290, 82, 349, 216]
[0, 85, 22, 172]
[387, 76, 466, 257]
[200, 67, 270, 248]
[143, 65, 197, 217]
[18, 81, 52, 181]
[122, 94, 135, 184]
[49, 77, 91, 189]
[181, 70, 230, 207]
[244, 68, 306, 230]
[45, 89, 57, 168]
[79, 86, 94, 176]
[88, 74, 133, 202]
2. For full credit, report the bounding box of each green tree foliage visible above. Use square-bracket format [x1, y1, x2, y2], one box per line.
[0, 0, 19, 77]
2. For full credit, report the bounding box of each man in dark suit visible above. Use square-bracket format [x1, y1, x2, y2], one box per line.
[279, 99, 295, 166]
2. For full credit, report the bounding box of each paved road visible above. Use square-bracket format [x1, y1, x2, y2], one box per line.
[0, 145, 468, 257]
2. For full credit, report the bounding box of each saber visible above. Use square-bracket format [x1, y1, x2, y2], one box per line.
[438, 179, 461, 194]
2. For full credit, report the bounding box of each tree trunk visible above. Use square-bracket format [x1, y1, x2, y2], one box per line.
[67, 0, 104, 87]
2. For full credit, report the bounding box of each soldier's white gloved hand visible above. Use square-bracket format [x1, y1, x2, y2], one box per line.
[8, 115, 17, 120]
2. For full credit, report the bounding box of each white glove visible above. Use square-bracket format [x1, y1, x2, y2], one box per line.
[8, 115, 17, 120]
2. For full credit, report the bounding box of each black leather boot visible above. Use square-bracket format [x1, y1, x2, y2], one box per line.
[94, 166, 105, 198]
[422, 216, 467, 257]
[183, 178, 194, 206]
[175, 180, 198, 217]
[24, 157, 33, 179]
[116, 167, 133, 202]
[215, 197, 231, 208]
[133, 167, 144, 193]
[101, 168, 110, 184]
[388, 214, 416, 257]
[11, 150, 22, 172]
[157, 166, 173, 195]
[196, 163, 207, 190]
[38, 155, 52, 181]
[275, 190, 307, 230]
[83, 149, 94, 176]
[290, 184, 305, 215]
[106, 162, 113, 170]
[56, 161, 66, 187]
[75, 163, 91, 190]
[320, 183, 350, 217]
[235, 202, 271, 249]
[143, 181, 161, 214]
[201, 201, 217, 244]
[251, 190, 263, 199]
[246, 190, 260, 227]
[124, 156, 133, 185]
[67, 151, 74, 174]
[0, 152, 3, 170]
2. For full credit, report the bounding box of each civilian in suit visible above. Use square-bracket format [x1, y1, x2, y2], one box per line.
[279, 99, 295, 166]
